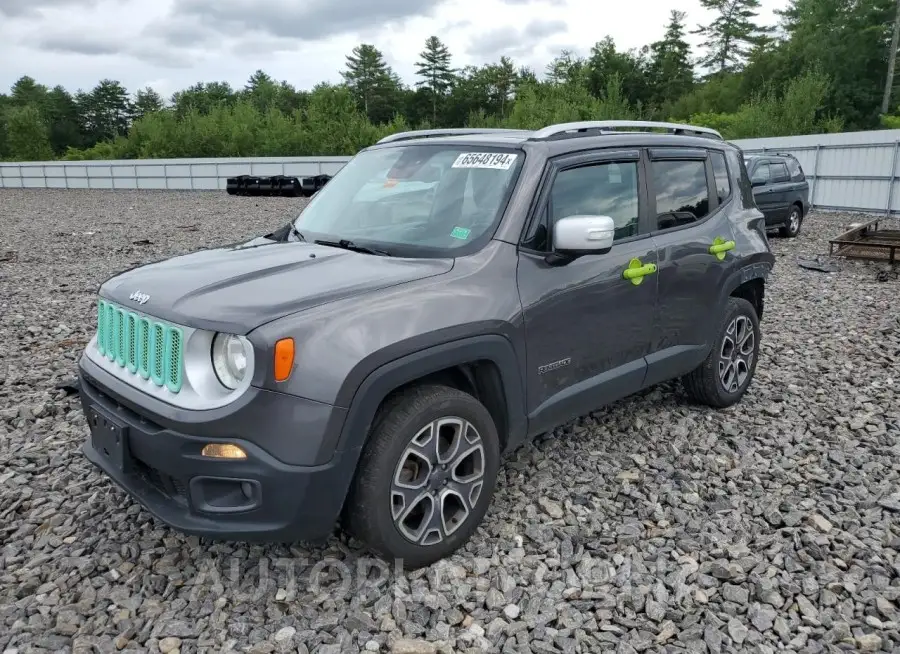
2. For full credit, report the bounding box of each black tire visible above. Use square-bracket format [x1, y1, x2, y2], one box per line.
[343, 384, 501, 568]
[682, 296, 761, 408]
[779, 203, 803, 238]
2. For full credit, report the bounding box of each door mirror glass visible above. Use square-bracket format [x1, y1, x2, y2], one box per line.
[553, 215, 615, 253]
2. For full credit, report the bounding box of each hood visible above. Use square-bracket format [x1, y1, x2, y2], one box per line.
[99, 238, 454, 334]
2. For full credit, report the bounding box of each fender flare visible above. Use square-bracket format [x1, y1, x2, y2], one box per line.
[717, 259, 772, 314]
[333, 334, 527, 455]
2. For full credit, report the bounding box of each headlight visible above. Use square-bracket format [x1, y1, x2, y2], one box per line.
[211, 333, 249, 390]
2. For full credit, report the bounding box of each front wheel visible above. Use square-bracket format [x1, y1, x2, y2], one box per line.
[779, 204, 803, 238]
[682, 296, 761, 408]
[343, 384, 501, 568]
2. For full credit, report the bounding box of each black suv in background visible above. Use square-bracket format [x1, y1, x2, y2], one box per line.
[743, 153, 810, 237]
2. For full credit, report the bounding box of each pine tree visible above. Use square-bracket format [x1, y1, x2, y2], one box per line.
[134, 87, 164, 120]
[415, 36, 456, 124]
[648, 11, 695, 107]
[342, 44, 402, 123]
[694, 0, 772, 73]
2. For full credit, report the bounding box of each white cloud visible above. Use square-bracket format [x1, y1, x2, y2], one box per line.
[0, 0, 783, 98]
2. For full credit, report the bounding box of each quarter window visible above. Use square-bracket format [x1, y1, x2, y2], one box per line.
[652, 159, 710, 230]
[787, 158, 805, 181]
[710, 152, 731, 204]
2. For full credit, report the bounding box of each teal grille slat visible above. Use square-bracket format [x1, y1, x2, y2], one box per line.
[150, 323, 165, 387]
[137, 318, 151, 379]
[164, 327, 184, 393]
[97, 300, 106, 356]
[94, 299, 184, 394]
[105, 304, 116, 361]
[126, 312, 138, 373]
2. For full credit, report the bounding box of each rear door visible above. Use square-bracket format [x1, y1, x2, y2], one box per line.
[643, 146, 738, 386]
[767, 160, 793, 222]
[749, 161, 778, 225]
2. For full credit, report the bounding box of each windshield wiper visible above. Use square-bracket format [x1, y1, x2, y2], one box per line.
[314, 239, 392, 256]
[289, 224, 306, 242]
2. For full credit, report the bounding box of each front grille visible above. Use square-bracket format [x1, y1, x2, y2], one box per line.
[96, 299, 184, 393]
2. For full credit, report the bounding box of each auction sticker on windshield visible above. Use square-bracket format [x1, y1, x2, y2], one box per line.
[451, 152, 518, 170]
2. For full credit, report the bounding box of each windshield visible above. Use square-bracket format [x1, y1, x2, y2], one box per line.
[292, 144, 524, 257]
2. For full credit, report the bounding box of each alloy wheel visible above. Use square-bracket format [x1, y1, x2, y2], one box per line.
[789, 209, 801, 234]
[718, 315, 755, 393]
[390, 417, 486, 546]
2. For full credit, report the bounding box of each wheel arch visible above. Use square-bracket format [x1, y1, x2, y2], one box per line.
[334, 335, 528, 457]
[720, 261, 771, 322]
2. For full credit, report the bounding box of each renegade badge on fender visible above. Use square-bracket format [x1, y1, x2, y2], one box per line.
[78, 121, 774, 568]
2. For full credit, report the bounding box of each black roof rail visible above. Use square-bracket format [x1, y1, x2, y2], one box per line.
[376, 128, 532, 144]
[529, 120, 724, 141]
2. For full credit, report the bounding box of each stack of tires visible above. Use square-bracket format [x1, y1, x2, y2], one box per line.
[225, 174, 331, 197]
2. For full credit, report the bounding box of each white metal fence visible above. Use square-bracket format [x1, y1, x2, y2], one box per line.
[3, 131, 900, 214]
[732, 130, 900, 215]
[0, 156, 352, 191]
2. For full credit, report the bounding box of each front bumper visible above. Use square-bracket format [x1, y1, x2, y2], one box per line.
[77, 355, 358, 543]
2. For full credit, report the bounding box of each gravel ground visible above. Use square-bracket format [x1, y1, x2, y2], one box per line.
[1, 188, 899, 654]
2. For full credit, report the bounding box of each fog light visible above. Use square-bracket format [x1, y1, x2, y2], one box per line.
[201, 443, 247, 459]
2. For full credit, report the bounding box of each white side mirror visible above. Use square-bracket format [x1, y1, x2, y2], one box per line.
[553, 215, 616, 253]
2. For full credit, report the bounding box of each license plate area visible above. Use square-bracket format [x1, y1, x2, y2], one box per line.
[88, 405, 129, 471]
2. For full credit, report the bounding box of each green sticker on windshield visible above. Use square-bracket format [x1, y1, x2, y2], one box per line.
[450, 226, 471, 240]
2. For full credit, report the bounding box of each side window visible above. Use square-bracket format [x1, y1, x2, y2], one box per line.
[771, 162, 790, 183]
[751, 163, 770, 186]
[652, 159, 710, 231]
[523, 160, 640, 250]
[710, 151, 731, 204]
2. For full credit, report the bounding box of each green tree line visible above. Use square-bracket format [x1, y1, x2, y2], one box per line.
[1, 0, 898, 161]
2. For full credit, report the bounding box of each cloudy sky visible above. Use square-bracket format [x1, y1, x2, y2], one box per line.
[1, 0, 782, 99]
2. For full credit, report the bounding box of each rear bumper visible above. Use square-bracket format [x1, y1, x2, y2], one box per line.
[77, 355, 359, 543]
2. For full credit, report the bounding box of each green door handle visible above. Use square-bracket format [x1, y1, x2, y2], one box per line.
[709, 237, 736, 260]
[623, 258, 658, 285]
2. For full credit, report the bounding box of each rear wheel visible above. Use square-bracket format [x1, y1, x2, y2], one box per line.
[779, 204, 803, 237]
[682, 296, 761, 408]
[344, 384, 500, 568]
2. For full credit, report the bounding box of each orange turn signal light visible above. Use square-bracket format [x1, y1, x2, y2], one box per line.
[274, 337, 295, 382]
[201, 443, 247, 459]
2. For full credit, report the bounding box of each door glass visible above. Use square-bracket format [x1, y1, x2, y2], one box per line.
[751, 163, 770, 186]
[524, 160, 640, 249]
[651, 159, 710, 230]
[771, 162, 790, 183]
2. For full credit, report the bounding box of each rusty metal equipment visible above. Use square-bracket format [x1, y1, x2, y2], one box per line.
[829, 219, 900, 264]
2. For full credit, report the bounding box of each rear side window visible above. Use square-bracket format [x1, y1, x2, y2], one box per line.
[710, 151, 731, 204]
[787, 158, 805, 181]
[771, 162, 790, 183]
[652, 159, 710, 230]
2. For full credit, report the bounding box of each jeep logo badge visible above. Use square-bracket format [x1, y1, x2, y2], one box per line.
[129, 290, 150, 305]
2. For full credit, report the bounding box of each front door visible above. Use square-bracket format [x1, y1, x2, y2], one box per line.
[516, 150, 658, 435]
[643, 146, 738, 386]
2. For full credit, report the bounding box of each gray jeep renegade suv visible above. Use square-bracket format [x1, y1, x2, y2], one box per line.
[78, 121, 774, 567]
